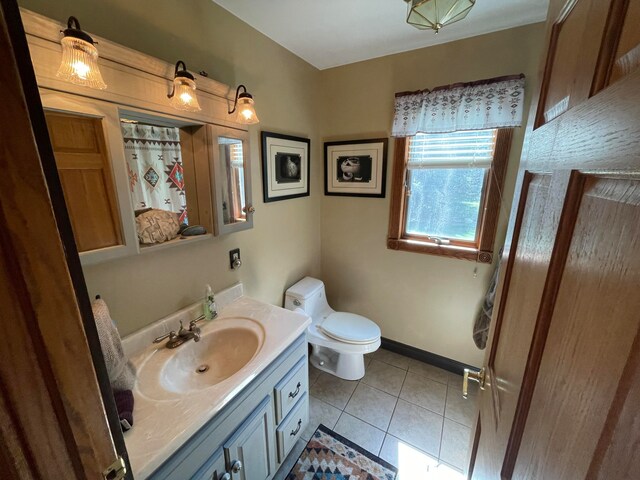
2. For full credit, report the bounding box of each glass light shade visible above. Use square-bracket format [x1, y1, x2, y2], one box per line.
[406, 0, 476, 32]
[169, 76, 201, 112]
[235, 96, 259, 124]
[56, 36, 107, 89]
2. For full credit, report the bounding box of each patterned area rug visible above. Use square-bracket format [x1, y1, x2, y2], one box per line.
[286, 424, 398, 480]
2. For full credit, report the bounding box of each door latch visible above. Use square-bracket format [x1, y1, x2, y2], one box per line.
[463, 367, 486, 399]
[103, 456, 126, 480]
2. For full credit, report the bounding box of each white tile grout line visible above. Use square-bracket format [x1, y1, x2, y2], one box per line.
[380, 366, 408, 456]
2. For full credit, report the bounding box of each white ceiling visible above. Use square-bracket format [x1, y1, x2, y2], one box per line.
[212, 0, 549, 70]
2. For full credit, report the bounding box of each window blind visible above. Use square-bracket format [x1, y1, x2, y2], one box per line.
[219, 137, 244, 168]
[407, 129, 497, 169]
[229, 143, 243, 169]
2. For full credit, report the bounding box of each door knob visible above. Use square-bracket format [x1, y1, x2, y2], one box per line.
[463, 367, 486, 399]
[243, 205, 255, 214]
[230, 460, 242, 474]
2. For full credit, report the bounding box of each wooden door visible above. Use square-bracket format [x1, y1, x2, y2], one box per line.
[0, 0, 129, 478]
[45, 111, 123, 252]
[469, 0, 640, 478]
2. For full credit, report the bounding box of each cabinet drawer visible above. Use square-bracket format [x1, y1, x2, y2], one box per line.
[276, 393, 308, 463]
[274, 356, 307, 423]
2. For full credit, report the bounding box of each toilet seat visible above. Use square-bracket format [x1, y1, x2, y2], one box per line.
[319, 312, 380, 345]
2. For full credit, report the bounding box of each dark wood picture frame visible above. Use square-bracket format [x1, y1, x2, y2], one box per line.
[261, 131, 310, 203]
[324, 138, 388, 198]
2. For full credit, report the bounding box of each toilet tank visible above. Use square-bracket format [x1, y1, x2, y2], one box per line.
[284, 277, 329, 318]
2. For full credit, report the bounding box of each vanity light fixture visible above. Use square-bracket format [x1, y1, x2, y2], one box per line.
[228, 85, 260, 124]
[168, 61, 202, 112]
[56, 16, 107, 89]
[404, 0, 476, 33]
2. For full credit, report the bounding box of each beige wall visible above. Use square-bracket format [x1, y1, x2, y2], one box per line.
[318, 24, 545, 367]
[21, 0, 323, 336]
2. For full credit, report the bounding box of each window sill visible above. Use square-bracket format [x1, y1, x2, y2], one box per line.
[387, 238, 493, 263]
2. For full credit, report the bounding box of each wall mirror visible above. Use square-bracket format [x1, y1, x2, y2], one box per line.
[118, 110, 213, 249]
[210, 126, 254, 235]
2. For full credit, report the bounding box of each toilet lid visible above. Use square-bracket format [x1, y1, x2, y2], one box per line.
[320, 312, 380, 344]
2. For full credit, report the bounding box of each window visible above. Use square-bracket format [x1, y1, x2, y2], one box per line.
[387, 129, 512, 263]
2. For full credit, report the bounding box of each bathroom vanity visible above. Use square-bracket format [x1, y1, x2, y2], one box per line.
[124, 289, 311, 479]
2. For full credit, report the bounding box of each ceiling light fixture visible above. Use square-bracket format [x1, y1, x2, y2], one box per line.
[168, 61, 202, 112]
[228, 85, 259, 124]
[56, 16, 107, 89]
[404, 0, 476, 33]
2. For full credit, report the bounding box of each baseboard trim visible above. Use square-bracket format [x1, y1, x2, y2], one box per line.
[380, 337, 476, 376]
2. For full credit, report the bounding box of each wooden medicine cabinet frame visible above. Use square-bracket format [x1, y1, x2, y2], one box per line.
[209, 125, 254, 236]
[22, 7, 254, 265]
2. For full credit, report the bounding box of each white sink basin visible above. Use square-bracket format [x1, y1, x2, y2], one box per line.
[137, 317, 264, 400]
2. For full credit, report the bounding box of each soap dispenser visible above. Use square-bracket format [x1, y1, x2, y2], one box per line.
[203, 284, 217, 320]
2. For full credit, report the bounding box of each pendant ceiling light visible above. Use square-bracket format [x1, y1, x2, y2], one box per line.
[405, 0, 476, 33]
[56, 16, 107, 89]
[228, 85, 260, 125]
[168, 61, 202, 112]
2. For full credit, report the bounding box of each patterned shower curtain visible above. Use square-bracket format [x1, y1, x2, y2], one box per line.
[121, 122, 188, 224]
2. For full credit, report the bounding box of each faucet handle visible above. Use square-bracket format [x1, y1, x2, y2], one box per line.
[177, 320, 188, 336]
[153, 330, 176, 344]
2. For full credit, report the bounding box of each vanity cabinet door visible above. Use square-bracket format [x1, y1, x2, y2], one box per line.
[192, 447, 228, 480]
[224, 396, 276, 480]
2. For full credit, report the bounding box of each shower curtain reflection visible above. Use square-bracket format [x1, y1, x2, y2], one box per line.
[121, 121, 188, 225]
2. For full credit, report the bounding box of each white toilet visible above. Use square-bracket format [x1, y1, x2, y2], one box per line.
[284, 277, 381, 380]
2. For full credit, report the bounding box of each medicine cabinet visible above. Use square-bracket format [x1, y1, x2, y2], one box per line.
[26, 10, 255, 265]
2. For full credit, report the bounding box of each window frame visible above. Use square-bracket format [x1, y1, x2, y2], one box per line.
[387, 128, 513, 263]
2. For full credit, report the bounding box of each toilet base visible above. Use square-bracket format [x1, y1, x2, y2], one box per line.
[310, 344, 366, 380]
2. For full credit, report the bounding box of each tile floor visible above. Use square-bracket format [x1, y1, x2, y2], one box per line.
[273, 348, 479, 479]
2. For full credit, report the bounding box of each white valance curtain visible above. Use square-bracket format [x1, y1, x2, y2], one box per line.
[391, 74, 526, 137]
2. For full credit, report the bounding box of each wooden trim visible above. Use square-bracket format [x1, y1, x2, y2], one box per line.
[387, 130, 512, 263]
[386, 238, 492, 263]
[590, 0, 631, 95]
[380, 337, 477, 375]
[501, 171, 587, 479]
[478, 129, 513, 253]
[0, 0, 124, 477]
[487, 171, 536, 369]
[585, 322, 640, 478]
[533, 5, 570, 129]
[387, 137, 408, 241]
[467, 413, 482, 479]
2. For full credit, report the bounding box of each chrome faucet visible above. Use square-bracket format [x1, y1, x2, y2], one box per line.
[153, 316, 203, 349]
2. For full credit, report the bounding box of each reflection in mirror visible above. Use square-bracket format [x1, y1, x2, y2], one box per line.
[218, 137, 246, 225]
[120, 114, 210, 247]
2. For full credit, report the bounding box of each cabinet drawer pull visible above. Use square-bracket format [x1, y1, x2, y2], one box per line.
[288, 382, 301, 399]
[290, 419, 302, 437]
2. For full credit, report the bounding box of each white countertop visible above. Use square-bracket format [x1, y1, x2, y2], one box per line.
[124, 296, 310, 479]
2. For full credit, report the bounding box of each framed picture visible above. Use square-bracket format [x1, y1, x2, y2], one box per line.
[261, 131, 311, 202]
[324, 138, 388, 197]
